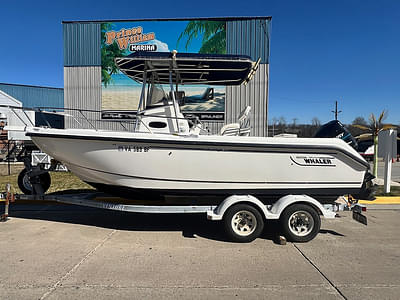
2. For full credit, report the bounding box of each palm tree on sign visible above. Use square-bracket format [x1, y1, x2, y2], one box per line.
[101, 23, 126, 87]
[177, 21, 226, 54]
[352, 110, 396, 177]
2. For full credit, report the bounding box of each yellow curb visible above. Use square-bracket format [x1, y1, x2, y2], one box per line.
[359, 197, 400, 205]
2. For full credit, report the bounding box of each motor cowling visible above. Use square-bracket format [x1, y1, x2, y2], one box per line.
[314, 120, 358, 150]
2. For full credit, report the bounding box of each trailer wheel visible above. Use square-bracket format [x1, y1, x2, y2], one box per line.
[224, 204, 264, 243]
[18, 168, 51, 195]
[280, 204, 321, 242]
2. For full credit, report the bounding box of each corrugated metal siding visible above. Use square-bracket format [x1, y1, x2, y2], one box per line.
[203, 122, 224, 135]
[226, 64, 268, 137]
[64, 66, 101, 129]
[226, 19, 270, 63]
[63, 23, 101, 66]
[0, 83, 63, 108]
[64, 66, 134, 131]
[226, 18, 270, 136]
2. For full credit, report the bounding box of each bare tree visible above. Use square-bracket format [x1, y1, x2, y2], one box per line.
[352, 116, 368, 126]
[311, 117, 321, 127]
[271, 117, 279, 136]
[292, 118, 298, 128]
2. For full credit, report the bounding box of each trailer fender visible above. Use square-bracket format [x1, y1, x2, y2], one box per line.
[268, 195, 337, 219]
[207, 195, 269, 221]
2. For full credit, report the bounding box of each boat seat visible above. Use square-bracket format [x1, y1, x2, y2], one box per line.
[238, 106, 251, 136]
[220, 106, 251, 136]
[220, 123, 240, 136]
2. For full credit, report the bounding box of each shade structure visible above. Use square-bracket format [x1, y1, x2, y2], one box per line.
[115, 51, 259, 86]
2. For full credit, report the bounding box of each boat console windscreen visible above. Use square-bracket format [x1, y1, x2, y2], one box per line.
[147, 83, 168, 107]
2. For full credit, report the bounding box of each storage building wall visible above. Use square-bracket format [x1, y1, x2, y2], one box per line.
[0, 83, 63, 108]
[63, 23, 102, 129]
[63, 18, 270, 135]
[226, 19, 270, 137]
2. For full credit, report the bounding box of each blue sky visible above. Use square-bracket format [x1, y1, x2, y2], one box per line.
[0, 0, 399, 125]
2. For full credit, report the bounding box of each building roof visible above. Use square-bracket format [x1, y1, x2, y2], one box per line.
[62, 16, 272, 24]
[0, 83, 63, 108]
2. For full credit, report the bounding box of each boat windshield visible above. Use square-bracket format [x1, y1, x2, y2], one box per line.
[147, 83, 168, 107]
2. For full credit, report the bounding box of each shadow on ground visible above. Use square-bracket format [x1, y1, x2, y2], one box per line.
[8, 203, 344, 243]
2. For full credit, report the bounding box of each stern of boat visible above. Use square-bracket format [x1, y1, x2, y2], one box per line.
[353, 171, 376, 200]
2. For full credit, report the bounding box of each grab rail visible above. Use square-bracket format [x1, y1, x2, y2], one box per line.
[0, 104, 202, 135]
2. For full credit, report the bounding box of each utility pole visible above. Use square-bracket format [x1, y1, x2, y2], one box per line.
[331, 100, 342, 120]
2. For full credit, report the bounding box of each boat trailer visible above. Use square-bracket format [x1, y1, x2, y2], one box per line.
[0, 187, 367, 243]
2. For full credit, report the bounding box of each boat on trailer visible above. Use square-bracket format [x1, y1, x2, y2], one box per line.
[2, 51, 374, 242]
[25, 51, 374, 203]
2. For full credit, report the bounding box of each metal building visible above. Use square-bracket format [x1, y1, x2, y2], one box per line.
[63, 17, 271, 136]
[0, 83, 63, 109]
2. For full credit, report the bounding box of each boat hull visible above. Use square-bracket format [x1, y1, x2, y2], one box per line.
[27, 128, 371, 203]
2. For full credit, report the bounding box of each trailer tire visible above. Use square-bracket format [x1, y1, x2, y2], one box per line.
[223, 204, 264, 243]
[280, 204, 321, 242]
[18, 168, 51, 195]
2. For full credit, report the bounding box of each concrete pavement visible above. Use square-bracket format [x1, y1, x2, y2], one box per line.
[1, 204, 400, 299]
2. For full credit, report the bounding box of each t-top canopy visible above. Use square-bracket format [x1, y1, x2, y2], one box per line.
[115, 51, 259, 86]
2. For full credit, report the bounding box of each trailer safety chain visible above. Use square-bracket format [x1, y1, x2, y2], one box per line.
[1, 183, 15, 222]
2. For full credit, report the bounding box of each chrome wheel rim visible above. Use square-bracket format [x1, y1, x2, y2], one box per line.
[231, 210, 257, 236]
[288, 210, 314, 237]
[22, 174, 33, 192]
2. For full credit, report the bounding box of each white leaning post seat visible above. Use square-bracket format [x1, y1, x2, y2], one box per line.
[219, 123, 240, 136]
[219, 106, 251, 136]
[238, 106, 251, 136]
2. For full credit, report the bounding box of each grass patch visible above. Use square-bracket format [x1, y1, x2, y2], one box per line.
[375, 185, 400, 197]
[0, 171, 94, 194]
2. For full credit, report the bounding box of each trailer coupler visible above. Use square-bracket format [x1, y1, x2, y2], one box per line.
[322, 200, 367, 226]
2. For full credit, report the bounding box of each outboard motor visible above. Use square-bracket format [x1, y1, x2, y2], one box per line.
[314, 120, 358, 149]
[315, 120, 376, 200]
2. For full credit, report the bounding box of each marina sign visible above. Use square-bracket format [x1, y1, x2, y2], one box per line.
[100, 19, 227, 120]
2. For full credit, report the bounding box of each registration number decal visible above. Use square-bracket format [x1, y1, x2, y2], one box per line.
[115, 145, 150, 152]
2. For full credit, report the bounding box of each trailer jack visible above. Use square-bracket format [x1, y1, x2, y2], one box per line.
[0, 184, 15, 222]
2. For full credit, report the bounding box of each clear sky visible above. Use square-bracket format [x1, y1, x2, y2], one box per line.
[0, 0, 399, 125]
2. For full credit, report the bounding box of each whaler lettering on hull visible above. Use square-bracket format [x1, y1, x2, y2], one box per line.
[290, 156, 336, 167]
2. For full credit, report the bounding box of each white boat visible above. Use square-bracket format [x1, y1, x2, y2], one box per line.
[26, 51, 374, 203]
